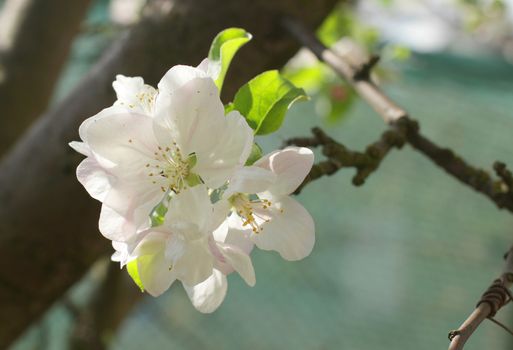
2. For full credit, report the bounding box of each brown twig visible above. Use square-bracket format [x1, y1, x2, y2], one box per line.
[286, 125, 406, 192]
[282, 17, 513, 213]
[448, 246, 513, 350]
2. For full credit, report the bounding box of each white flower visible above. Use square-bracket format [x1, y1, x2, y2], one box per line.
[116, 185, 255, 312]
[70, 63, 254, 243]
[222, 147, 315, 261]
[112, 74, 157, 115]
[70, 57, 316, 313]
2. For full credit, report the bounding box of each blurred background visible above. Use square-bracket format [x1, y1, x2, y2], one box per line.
[2, 0, 513, 349]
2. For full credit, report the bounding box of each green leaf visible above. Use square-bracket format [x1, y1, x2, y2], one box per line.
[224, 102, 235, 114]
[245, 143, 263, 166]
[185, 173, 202, 187]
[208, 28, 252, 92]
[231, 70, 308, 135]
[150, 200, 168, 227]
[127, 260, 144, 292]
[186, 153, 197, 168]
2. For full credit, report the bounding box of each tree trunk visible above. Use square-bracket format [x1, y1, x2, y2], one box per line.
[0, 0, 92, 156]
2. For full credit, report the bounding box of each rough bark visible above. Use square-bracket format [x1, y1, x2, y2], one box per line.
[0, 0, 92, 156]
[0, 0, 337, 347]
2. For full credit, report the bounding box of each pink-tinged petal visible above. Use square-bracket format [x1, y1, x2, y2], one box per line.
[76, 157, 113, 202]
[157, 64, 208, 95]
[225, 166, 276, 197]
[183, 269, 227, 313]
[251, 195, 315, 261]
[216, 242, 255, 286]
[135, 233, 177, 297]
[254, 147, 314, 196]
[194, 110, 254, 188]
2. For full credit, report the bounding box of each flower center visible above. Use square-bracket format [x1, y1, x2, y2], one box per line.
[146, 142, 196, 193]
[229, 193, 277, 233]
[135, 90, 156, 114]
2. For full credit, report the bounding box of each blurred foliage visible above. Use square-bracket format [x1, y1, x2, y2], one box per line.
[227, 70, 307, 135]
[282, 3, 410, 125]
[458, 0, 507, 30]
[317, 4, 380, 50]
[284, 62, 356, 124]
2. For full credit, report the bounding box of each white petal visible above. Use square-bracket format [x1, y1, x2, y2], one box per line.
[78, 105, 130, 144]
[99, 205, 136, 242]
[69, 141, 91, 156]
[111, 240, 131, 266]
[101, 178, 161, 223]
[135, 233, 176, 297]
[196, 58, 210, 73]
[197, 58, 221, 81]
[255, 147, 314, 196]
[193, 110, 254, 188]
[251, 195, 315, 261]
[157, 64, 209, 95]
[210, 199, 231, 231]
[216, 242, 255, 286]
[112, 75, 157, 115]
[165, 185, 213, 237]
[154, 78, 253, 188]
[183, 269, 227, 313]
[85, 112, 158, 175]
[98, 204, 152, 242]
[76, 157, 113, 202]
[154, 77, 224, 156]
[213, 215, 254, 255]
[172, 237, 214, 286]
[225, 166, 276, 197]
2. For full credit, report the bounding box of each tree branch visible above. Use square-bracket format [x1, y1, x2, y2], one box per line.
[286, 125, 406, 192]
[282, 18, 513, 214]
[448, 246, 513, 350]
[0, 0, 93, 156]
[0, 1, 338, 347]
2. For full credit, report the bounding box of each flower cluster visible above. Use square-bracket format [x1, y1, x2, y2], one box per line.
[70, 59, 315, 313]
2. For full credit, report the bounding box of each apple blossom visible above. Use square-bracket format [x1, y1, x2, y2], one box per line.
[70, 27, 315, 314]
[222, 147, 315, 261]
[70, 63, 253, 244]
[114, 185, 255, 312]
